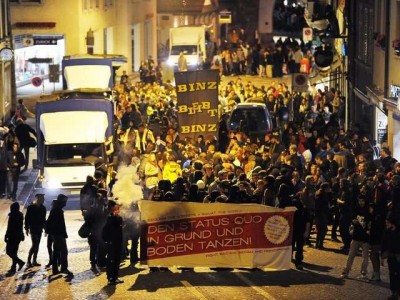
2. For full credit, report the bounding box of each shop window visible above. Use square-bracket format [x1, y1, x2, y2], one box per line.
[356, 2, 373, 66]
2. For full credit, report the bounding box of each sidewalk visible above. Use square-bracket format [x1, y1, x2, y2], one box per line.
[0, 155, 39, 252]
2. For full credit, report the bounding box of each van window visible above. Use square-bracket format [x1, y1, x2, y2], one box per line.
[229, 107, 271, 133]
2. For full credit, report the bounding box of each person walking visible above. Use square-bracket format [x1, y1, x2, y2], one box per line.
[6, 142, 25, 201]
[25, 193, 47, 268]
[102, 200, 124, 285]
[14, 118, 37, 172]
[340, 195, 371, 279]
[45, 194, 73, 277]
[4, 202, 25, 274]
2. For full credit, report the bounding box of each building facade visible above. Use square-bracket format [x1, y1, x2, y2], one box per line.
[0, 0, 14, 120]
[10, 0, 157, 82]
[349, 0, 400, 160]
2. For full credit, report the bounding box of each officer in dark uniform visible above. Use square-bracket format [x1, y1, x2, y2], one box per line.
[102, 200, 124, 285]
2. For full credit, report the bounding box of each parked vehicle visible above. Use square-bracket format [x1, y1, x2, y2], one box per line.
[34, 55, 124, 194]
[228, 102, 273, 137]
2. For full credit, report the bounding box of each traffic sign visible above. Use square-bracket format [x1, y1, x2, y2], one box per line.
[49, 64, 60, 83]
[32, 76, 43, 87]
[34, 39, 58, 45]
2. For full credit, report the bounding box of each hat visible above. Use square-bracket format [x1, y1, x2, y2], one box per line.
[35, 193, 45, 199]
[57, 194, 68, 202]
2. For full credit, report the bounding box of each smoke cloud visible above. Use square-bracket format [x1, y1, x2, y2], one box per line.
[112, 163, 143, 222]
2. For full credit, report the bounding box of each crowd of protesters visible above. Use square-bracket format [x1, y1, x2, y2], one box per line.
[2, 39, 400, 297]
[91, 66, 400, 295]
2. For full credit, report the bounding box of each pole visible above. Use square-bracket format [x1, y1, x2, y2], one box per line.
[290, 72, 294, 122]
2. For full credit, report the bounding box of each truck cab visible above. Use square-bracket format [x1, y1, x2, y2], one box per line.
[167, 26, 207, 71]
[35, 55, 124, 196]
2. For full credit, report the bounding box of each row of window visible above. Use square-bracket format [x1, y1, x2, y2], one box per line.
[83, 0, 114, 11]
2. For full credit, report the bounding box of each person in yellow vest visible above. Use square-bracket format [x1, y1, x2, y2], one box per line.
[162, 153, 182, 184]
[134, 123, 155, 154]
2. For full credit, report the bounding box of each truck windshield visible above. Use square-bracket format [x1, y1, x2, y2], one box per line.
[171, 45, 198, 55]
[45, 143, 104, 166]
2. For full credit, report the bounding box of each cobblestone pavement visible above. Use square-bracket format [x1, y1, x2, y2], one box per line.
[0, 209, 392, 300]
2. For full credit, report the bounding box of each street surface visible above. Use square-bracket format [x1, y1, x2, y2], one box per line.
[0, 75, 392, 299]
[0, 209, 391, 300]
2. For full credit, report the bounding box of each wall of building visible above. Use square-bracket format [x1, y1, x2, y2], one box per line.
[373, 50, 385, 90]
[10, 0, 158, 75]
[129, 0, 157, 71]
[388, 1, 400, 87]
[11, 1, 80, 54]
[1, 0, 14, 119]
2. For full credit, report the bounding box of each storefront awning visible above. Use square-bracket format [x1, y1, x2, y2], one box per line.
[354, 88, 371, 105]
[366, 85, 384, 106]
[384, 97, 400, 111]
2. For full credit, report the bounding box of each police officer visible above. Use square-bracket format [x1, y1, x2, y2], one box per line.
[102, 200, 124, 285]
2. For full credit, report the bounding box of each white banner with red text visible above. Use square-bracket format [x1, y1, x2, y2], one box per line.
[138, 201, 296, 270]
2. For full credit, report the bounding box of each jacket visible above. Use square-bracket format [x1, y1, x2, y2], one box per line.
[5, 204, 24, 243]
[45, 206, 68, 238]
[162, 161, 182, 183]
[102, 213, 123, 244]
[15, 123, 37, 148]
[6, 149, 25, 171]
[351, 205, 370, 242]
[25, 203, 47, 234]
